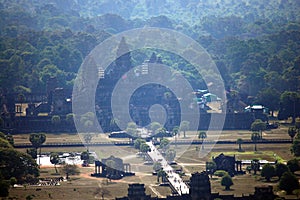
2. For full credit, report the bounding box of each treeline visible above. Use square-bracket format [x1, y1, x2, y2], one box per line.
[0, 0, 299, 119]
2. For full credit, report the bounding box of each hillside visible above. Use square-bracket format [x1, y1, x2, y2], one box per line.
[0, 0, 299, 118]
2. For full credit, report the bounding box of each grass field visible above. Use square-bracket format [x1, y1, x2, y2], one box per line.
[8, 126, 300, 199]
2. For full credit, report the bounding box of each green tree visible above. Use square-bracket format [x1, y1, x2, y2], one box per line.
[157, 127, 167, 139]
[221, 175, 233, 190]
[172, 126, 179, 146]
[153, 162, 162, 172]
[236, 138, 243, 152]
[179, 120, 190, 138]
[278, 91, 300, 124]
[279, 171, 300, 194]
[26, 148, 37, 159]
[83, 133, 93, 151]
[261, 163, 275, 182]
[0, 179, 10, 197]
[159, 138, 170, 151]
[29, 133, 46, 165]
[50, 152, 60, 173]
[287, 159, 300, 173]
[165, 149, 176, 162]
[291, 139, 300, 157]
[275, 163, 289, 179]
[0, 132, 14, 146]
[126, 122, 137, 137]
[198, 131, 207, 150]
[140, 143, 150, 159]
[288, 127, 297, 142]
[134, 138, 145, 150]
[251, 119, 266, 139]
[62, 164, 79, 179]
[0, 138, 13, 148]
[251, 132, 260, 151]
[150, 122, 162, 135]
[256, 88, 280, 117]
[0, 148, 39, 183]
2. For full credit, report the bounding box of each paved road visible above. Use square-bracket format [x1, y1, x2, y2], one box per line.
[146, 142, 189, 195]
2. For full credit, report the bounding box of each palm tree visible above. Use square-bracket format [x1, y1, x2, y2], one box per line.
[29, 133, 46, 165]
[198, 131, 207, 150]
[50, 152, 60, 173]
[83, 133, 93, 151]
[172, 126, 179, 147]
[251, 132, 260, 151]
[180, 121, 190, 138]
[236, 138, 243, 152]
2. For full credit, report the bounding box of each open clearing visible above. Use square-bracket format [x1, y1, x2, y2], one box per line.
[9, 126, 299, 199]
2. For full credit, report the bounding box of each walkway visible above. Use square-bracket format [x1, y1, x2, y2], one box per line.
[146, 142, 189, 195]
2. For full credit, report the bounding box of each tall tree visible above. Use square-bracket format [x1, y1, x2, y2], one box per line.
[159, 138, 170, 151]
[50, 152, 60, 173]
[172, 126, 179, 147]
[256, 88, 280, 117]
[29, 133, 46, 165]
[165, 149, 176, 163]
[251, 132, 260, 151]
[134, 138, 145, 150]
[150, 122, 162, 135]
[198, 131, 207, 150]
[261, 163, 275, 182]
[279, 172, 300, 194]
[275, 163, 289, 179]
[291, 139, 300, 157]
[278, 91, 300, 124]
[221, 175, 233, 190]
[140, 143, 150, 160]
[251, 119, 266, 139]
[157, 168, 167, 183]
[179, 121, 190, 138]
[287, 159, 300, 173]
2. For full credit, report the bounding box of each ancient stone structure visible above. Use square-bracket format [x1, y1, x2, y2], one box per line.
[92, 155, 134, 180]
[116, 171, 280, 200]
[212, 153, 243, 176]
[189, 172, 211, 200]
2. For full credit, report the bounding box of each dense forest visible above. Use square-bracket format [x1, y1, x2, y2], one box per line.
[0, 0, 299, 119]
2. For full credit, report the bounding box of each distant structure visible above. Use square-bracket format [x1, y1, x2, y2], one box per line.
[0, 37, 263, 133]
[117, 171, 279, 200]
[91, 155, 134, 180]
[211, 153, 243, 176]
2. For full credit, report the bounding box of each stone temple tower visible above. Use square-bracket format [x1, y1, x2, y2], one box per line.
[189, 172, 211, 200]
